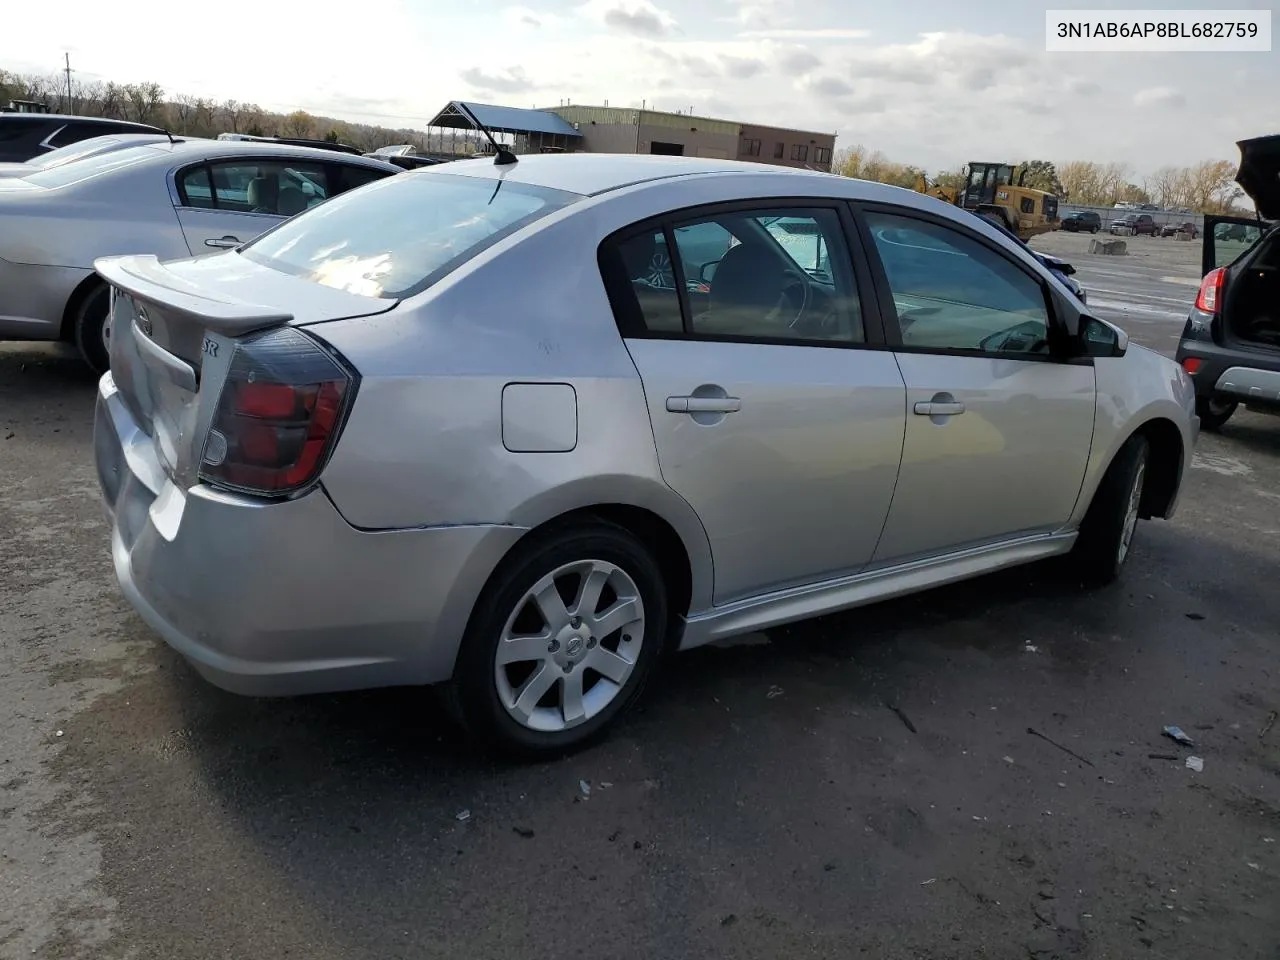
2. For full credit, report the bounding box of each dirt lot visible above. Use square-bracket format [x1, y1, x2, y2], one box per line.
[2, 238, 1279, 959]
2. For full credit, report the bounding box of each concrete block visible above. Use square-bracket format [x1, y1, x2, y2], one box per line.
[1089, 238, 1128, 255]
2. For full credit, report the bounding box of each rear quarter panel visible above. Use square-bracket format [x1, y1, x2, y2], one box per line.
[313, 196, 717, 609]
[0, 163, 187, 269]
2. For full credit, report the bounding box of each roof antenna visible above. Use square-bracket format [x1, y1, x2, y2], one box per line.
[162, 127, 176, 144]
[454, 102, 517, 166]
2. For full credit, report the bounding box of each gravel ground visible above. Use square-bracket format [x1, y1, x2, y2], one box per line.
[2, 234, 1278, 960]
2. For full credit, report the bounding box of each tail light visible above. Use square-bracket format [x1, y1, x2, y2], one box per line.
[199, 327, 357, 497]
[1194, 267, 1225, 315]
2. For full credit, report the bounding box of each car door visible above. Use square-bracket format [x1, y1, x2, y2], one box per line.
[1202, 214, 1271, 275]
[600, 202, 907, 605]
[855, 206, 1096, 565]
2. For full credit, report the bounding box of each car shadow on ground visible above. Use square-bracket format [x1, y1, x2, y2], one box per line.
[46, 504, 1280, 957]
[1211, 413, 1280, 458]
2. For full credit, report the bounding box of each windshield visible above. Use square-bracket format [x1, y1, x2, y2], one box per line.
[240, 172, 580, 299]
[22, 145, 158, 187]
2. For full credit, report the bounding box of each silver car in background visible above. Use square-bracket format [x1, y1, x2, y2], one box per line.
[93, 155, 1198, 757]
[0, 132, 181, 179]
[0, 139, 399, 371]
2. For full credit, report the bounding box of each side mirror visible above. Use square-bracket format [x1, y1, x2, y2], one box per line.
[699, 260, 719, 284]
[1080, 316, 1127, 357]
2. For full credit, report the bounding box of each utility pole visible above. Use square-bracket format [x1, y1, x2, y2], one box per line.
[63, 53, 73, 111]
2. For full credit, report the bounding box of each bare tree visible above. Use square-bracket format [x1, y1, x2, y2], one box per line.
[123, 82, 165, 124]
[97, 82, 126, 118]
[220, 99, 243, 133]
[173, 94, 199, 133]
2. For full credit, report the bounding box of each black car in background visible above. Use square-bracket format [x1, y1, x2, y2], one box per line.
[1175, 134, 1279, 431]
[1061, 210, 1101, 233]
[0, 113, 165, 162]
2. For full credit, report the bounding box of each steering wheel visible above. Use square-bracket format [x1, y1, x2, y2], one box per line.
[774, 267, 812, 329]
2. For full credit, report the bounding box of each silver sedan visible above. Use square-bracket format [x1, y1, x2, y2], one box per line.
[0, 139, 399, 371]
[92, 154, 1199, 757]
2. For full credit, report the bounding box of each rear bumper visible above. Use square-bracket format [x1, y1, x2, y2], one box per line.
[1176, 332, 1280, 405]
[0, 257, 89, 340]
[95, 372, 526, 695]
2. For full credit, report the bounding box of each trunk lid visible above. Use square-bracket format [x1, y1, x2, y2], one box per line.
[1237, 135, 1280, 221]
[96, 252, 395, 492]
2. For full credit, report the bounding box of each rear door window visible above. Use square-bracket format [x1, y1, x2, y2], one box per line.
[191, 160, 332, 216]
[328, 162, 394, 195]
[177, 165, 215, 209]
[239, 172, 579, 299]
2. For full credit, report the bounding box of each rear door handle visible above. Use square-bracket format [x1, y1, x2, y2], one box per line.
[666, 395, 742, 414]
[913, 400, 965, 416]
[204, 236, 241, 249]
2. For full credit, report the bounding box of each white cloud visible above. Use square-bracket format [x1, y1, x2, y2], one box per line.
[797, 75, 854, 98]
[1133, 86, 1186, 108]
[500, 5, 561, 28]
[739, 28, 870, 39]
[577, 0, 677, 38]
[0, 3, 1267, 177]
[460, 66, 538, 95]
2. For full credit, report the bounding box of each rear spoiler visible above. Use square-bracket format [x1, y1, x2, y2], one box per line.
[94, 254, 293, 338]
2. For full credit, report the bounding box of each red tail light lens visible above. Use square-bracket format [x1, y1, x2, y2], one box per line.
[1181, 357, 1202, 375]
[199, 327, 357, 497]
[1194, 267, 1225, 315]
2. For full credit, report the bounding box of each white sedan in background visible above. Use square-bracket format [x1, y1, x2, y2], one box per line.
[0, 139, 399, 371]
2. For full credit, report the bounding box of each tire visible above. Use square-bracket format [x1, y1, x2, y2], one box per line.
[72, 283, 111, 375]
[1070, 434, 1149, 587]
[1196, 396, 1237, 432]
[449, 521, 669, 759]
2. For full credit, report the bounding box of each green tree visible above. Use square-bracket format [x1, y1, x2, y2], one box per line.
[1018, 160, 1065, 196]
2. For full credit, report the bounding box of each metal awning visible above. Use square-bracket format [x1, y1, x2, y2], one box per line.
[427, 101, 582, 139]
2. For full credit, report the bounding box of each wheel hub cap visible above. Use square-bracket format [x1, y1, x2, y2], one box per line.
[494, 558, 646, 733]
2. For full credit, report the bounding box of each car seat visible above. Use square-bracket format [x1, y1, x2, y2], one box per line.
[245, 176, 278, 214]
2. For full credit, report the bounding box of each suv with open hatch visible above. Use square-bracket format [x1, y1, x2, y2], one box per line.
[1175, 134, 1280, 431]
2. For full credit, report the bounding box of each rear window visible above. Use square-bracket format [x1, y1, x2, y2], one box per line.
[28, 135, 126, 169]
[22, 146, 158, 187]
[239, 172, 580, 299]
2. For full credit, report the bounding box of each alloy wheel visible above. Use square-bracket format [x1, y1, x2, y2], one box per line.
[494, 559, 646, 733]
[1117, 461, 1145, 565]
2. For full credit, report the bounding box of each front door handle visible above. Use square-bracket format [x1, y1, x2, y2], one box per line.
[666, 395, 742, 414]
[913, 400, 965, 416]
[204, 236, 241, 249]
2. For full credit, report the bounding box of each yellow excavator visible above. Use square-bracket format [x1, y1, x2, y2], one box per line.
[915, 162, 1059, 241]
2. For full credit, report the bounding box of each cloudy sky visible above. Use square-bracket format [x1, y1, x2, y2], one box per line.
[2, 0, 1273, 175]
